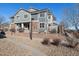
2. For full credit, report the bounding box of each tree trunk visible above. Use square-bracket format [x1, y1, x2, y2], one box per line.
[75, 24, 79, 32]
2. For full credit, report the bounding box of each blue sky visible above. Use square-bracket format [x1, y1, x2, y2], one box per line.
[0, 3, 75, 23]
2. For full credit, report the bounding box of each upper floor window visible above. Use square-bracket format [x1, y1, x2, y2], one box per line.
[40, 23, 45, 28]
[31, 18, 35, 20]
[48, 16, 51, 19]
[48, 24, 51, 26]
[24, 15, 28, 18]
[17, 16, 19, 19]
[40, 13, 45, 17]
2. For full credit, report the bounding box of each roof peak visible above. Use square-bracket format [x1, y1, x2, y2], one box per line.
[20, 8, 23, 9]
[28, 8, 39, 12]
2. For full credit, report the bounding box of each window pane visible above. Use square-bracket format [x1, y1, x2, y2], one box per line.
[31, 18, 34, 20]
[40, 13, 44, 17]
[24, 15, 27, 18]
[17, 16, 19, 19]
[40, 23, 44, 28]
[48, 16, 51, 19]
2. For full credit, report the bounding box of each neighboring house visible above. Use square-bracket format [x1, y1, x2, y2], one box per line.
[10, 8, 58, 33]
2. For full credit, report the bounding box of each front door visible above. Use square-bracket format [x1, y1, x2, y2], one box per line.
[24, 22, 30, 30]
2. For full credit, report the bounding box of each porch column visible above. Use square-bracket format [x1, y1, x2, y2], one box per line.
[21, 23, 24, 28]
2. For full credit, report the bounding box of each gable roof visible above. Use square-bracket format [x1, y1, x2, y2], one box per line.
[31, 8, 51, 14]
[10, 8, 30, 18]
[11, 8, 52, 18]
[28, 8, 39, 12]
[15, 8, 30, 15]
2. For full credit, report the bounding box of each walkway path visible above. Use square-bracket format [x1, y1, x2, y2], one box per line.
[7, 35, 46, 56]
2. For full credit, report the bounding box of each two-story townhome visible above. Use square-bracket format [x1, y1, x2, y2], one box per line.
[10, 8, 57, 33]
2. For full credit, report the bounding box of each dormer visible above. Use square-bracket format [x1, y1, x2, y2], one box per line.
[28, 8, 39, 12]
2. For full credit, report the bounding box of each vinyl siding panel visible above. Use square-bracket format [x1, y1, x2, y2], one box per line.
[14, 10, 31, 23]
[31, 14, 38, 20]
[38, 12, 48, 32]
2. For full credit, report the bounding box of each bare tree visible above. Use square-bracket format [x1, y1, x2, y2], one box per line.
[61, 4, 79, 31]
[60, 4, 79, 48]
[0, 15, 9, 30]
[0, 16, 5, 24]
[0, 15, 6, 28]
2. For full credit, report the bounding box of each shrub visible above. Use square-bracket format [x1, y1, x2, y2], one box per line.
[18, 28, 24, 32]
[73, 32, 79, 39]
[64, 32, 79, 48]
[50, 29, 56, 33]
[41, 38, 50, 45]
[51, 39, 61, 46]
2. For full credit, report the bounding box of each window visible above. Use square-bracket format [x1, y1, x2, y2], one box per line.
[24, 15, 28, 18]
[40, 13, 45, 17]
[40, 23, 44, 28]
[53, 23, 57, 25]
[17, 16, 19, 19]
[17, 23, 21, 27]
[48, 24, 51, 26]
[31, 18, 35, 20]
[12, 19, 14, 23]
[48, 16, 51, 19]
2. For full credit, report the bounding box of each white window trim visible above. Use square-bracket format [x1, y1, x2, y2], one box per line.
[40, 13, 45, 17]
[40, 22, 45, 28]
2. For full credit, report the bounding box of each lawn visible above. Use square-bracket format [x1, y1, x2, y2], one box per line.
[0, 32, 79, 56]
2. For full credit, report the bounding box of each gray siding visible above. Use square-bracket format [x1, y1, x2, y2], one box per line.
[31, 14, 38, 20]
[39, 18, 46, 22]
[12, 9, 53, 32]
[14, 10, 31, 23]
[38, 12, 48, 32]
